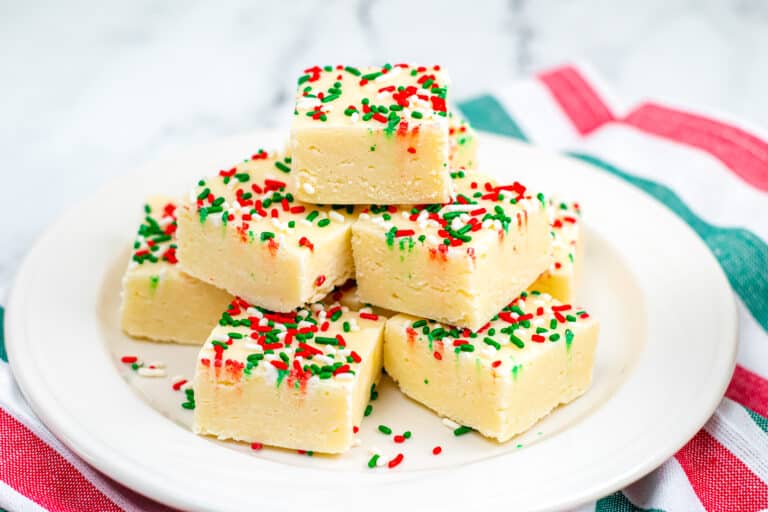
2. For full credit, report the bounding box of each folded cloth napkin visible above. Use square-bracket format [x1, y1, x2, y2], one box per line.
[1, 64, 766, 512]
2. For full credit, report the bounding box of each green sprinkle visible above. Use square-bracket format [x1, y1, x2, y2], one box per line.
[364, 404, 373, 416]
[483, 337, 501, 350]
[403, 431, 412, 439]
[260, 232, 274, 241]
[378, 425, 392, 435]
[411, 111, 423, 119]
[509, 334, 525, 348]
[274, 161, 291, 173]
[317, 218, 331, 227]
[306, 211, 319, 222]
[453, 426, 472, 436]
[315, 336, 338, 345]
[367, 454, 380, 468]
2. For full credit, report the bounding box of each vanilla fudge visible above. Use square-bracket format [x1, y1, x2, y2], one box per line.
[324, 281, 397, 319]
[352, 180, 552, 329]
[384, 291, 598, 442]
[290, 63, 453, 204]
[120, 197, 233, 344]
[530, 200, 583, 302]
[449, 113, 477, 171]
[177, 149, 356, 312]
[193, 297, 386, 453]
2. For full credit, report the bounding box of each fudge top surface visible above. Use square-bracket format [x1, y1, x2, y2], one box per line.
[197, 297, 385, 388]
[185, 148, 357, 244]
[292, 63, 450, 131]
[388, 290, 595, 371]
[130, 196, 180, 268]
[355, 176, 549, 253]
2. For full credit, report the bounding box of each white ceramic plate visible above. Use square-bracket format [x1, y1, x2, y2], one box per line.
[6, 130, 737, 512]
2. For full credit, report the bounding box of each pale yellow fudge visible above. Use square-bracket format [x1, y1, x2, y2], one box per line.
[324, 280, 397, 318]
[530, 199, 583, 302]
[193, 297, 386, 453]
[120, 197, 233, 344]
[384, 290, 598, 442]
[351, 179, 552, 330]
[290, 64, 453, 204]
[449, 113, 478, 171]
[177, 149, 356, 312]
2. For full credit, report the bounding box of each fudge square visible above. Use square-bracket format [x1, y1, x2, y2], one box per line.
[352, 178, 553, 330]
[384, 291, 599, 442]
[177, 149, 356, 312]
[120, 197, 233, 345]
[193, 297, 386, 454]
[290, 63, 453, 204]
[530, 199, 583, 303]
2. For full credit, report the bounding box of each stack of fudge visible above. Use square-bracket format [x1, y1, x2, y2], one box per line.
[120, 64, 599, 455]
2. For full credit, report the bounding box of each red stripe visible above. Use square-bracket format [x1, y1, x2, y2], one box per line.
[725, 364, 768, 417]
[675, 429, 768, 512]
[0, 408, 123, 511]
[624, 103, 768, 191]
[537, 65, 615, 135]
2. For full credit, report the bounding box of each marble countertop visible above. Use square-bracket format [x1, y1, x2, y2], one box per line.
[2, 0, 768, 289]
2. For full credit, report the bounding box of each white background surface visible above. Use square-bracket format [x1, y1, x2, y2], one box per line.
[2, 0, 768, 291]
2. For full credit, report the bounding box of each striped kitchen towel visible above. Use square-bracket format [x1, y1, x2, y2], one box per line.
[1, 64, 767, 511]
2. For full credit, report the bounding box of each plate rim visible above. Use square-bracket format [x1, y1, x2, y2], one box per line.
[5, 129, 738, 511]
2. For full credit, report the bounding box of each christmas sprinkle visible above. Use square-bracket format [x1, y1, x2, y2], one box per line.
[130, 200, 179, 267]
[294, 64, 449, 135]
[401, 290, 591, 370]
[196, 297, 385, 388]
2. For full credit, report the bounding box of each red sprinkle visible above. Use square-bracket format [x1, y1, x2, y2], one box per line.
[492, 360, 502, 368]
[172, 379, 188, 391]
[359, 312, 379, 321]
[251, 442, 263, 450]
[388, 453, 404, 468]
[315, 275, 326, 287]
[395, 229, 415, 237]
[433, 351, 442, 361]
[432, 446, 442, 455]
[531, 334, 546, 343]
[121, 356, 137, 364]
[299, 236, 314, 252]
[393, 435, 406, 443]
[270, 360, 288, 371]
[407, 146, 416, 154]
[353, 426, 359, 434]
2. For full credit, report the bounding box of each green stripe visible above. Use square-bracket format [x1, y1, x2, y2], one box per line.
[568, 153, 768, 333]
[458, 95, 528, 142]
[0, 306, 5, 363]
[596, 491, 665, 512]
[745, 405, 768, 433]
